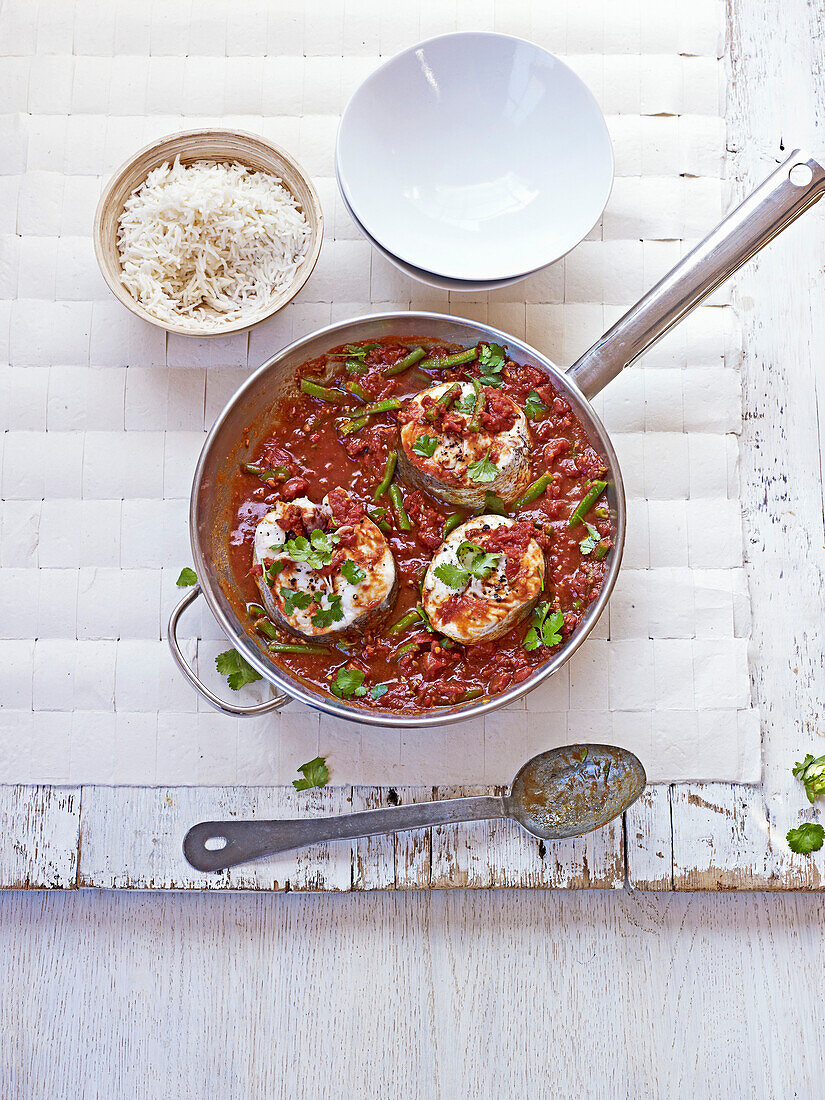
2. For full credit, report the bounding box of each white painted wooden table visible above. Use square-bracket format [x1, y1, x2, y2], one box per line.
[1, 0, 824, 893]
[1, 4, 824, 1097]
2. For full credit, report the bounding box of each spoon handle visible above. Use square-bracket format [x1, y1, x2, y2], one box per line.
[183, 795, 507, 872]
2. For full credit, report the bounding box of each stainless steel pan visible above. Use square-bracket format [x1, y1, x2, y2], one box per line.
[169, 150, 825, 727]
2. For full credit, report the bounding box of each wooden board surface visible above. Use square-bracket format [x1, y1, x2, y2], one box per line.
[2, 887, 824, 1098]
[2, 0, 825, 892]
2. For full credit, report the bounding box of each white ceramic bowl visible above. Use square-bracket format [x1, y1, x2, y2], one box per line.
[335, 163, 530, 293]
[336, 32, 613, 282]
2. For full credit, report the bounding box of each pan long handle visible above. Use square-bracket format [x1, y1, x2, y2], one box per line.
[567, 150, 825, 399]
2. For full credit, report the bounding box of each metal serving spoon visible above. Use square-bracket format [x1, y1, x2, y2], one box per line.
[183, 744, 645, 872]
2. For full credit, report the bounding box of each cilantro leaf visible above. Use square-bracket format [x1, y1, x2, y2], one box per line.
[524, 390, 547, 420]
[478, 342, 506, 387]
[264, 559, 285, 586]
[456, 540, 501, 581]
[412, 434, 438, 459]
[370, 684, 389, 700]
[279, 587, 313, 616]
[786, 822, 825, 854]
[176, 567, 197, 587]
[579, 523, 603, 556]
[433, 562, 470, 590]
[434, 541, 501, 590]
[332, 667, 367, 699]
[340, 559, 366, 585]
[333, 343, 379, 361]
[793, 753, 825, 804]
[483, 491, 509, 515]
[292, 755, 330, 791]
[524, 603, 564, 651]
[468, 450, 499, 483]
[311, 593, 344, 629]
[453, 389, 476, 414]
[284, 528, 339, 570]
[215, 648, 262, 691]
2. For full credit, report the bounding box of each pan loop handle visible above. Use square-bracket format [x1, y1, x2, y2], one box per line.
[567, 149, 825, 399]
[167, 586, 290, 717]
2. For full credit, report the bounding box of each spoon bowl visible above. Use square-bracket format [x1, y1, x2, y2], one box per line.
[508, 744, 646, 840]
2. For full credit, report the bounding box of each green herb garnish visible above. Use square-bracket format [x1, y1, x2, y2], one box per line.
[215, 648, 262, 691]
[579, 523, 603, 556]
[310, 593, 344, 629]
[370, 684, 389, 700]
[454, 389, 476, 414]
[433, 541, 501, 590]
[432, 562, 470, 589]
[412, 434, 438, 459]
[264, 559, 285, 586]
[467, 450, 499, 483]
[176, 567, 197, 587]
[340, 560, 366, 585]
[279, 587, 313, 616]
[292, 756, 330, 791]
[524, 390, 547, 419]
[284, 528, 340, 570]
[524, 603, 564, 651]
[477, 342, 506, 387]
[793, 753, 825, 804]
[331, 667, 368, 698]
[786, 822, 825, 854]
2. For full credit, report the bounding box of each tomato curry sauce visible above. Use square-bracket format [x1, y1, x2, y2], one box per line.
[227, 337, 615, 714]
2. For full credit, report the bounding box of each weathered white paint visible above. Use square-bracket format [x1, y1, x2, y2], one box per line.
[1, 888, 824, 1097]
[0, 786, 80, 890]
[3, 0, 825, 892]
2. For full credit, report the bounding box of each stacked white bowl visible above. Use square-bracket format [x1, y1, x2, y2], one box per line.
[336, 33, 614, 293]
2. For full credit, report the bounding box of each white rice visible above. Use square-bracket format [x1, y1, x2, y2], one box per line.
[116, 157, 311, 332]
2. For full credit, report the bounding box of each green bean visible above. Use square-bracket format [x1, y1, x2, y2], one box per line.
[246, 602, 266, 619]
[269, 642, 330, 655]
[331, 343, 379, 360]
[366, 507, 391, 534]
[386, 346, 426, 376]
[361, 397, 401, 417]
[253, 617, 280, 641]
[389, 484, 411, 531]
[425, 382, 461, 422]
[300, 378, 347, 402]
[395, 640, 423, 660]
[419, 348, 478, 370]
[373, 451, 398, 501]
[338, 415, 368, 436]
[568, 480, 608, 527]
[345, 379, 369, 401]
[515, 472, 555, 510]
[457, 687, 483, 702]
[243, 463, 288, 481]
[339, 398, 402, 437]
[344, 359, 369, 374]
[390, 608, 422, 634]
[483, 491, 509, 516]
[443, 512, 465, 537]
[594, 541, 610, 561]
[468, 379, 485, 432]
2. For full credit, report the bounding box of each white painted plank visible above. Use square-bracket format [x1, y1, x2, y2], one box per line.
[663, 0, 825, 890]
[77, 786, 353, 891]
[0, 785, 80, 889]
[625, 785, 673, 891]
[350, 785, 434, 891]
